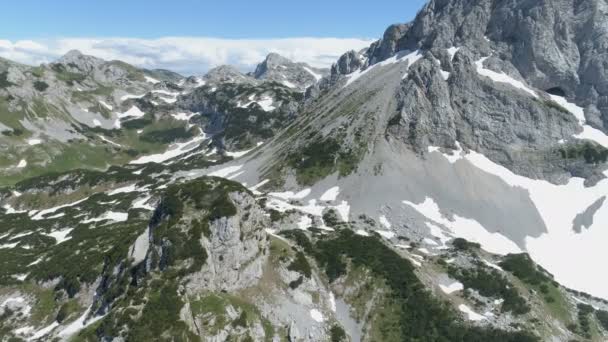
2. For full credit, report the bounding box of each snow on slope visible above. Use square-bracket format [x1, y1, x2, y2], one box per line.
[345, 50, 422, 87]
[475, 57, 538, 98]
[403, 197, 522, 255]
[549, 94, 608, 148]
[130, 134, 207, 164]
[427, 144, 608, 299]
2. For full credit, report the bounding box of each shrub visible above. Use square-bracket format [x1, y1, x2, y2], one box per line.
[0, 71, 13, 88]
[33, 80, 49, 92]
[596, 309, 608, 330]
[287, 251, 311, 278]
[499, 254, 550, 286]
[322, 209, 341, 228]
[452, 238, 480, 251]
[330, 325, 347, 342]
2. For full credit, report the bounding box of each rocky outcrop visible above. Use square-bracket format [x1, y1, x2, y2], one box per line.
[186, 191, 269, 292]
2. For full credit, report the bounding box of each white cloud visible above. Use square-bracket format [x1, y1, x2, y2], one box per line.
[0, 37, 374, 76]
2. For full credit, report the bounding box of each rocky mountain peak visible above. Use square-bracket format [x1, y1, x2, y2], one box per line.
[56, 49, 105, 72]
[204, 64, 252, 84]
[252, 52, 293, 77]
[252, 52, 328, 91]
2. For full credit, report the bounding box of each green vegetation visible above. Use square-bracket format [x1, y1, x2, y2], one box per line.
[322, 209, 341, 228]
[448, 265, 530, 315]
[140, 126, 195, 144]
[330, 325, 347, 342]
[283, 229, 538, 341]
[596, 310, 608, 331]
[575, 303, 595, 339]
[452, 238, 481, 251]
[499, 254, 552, 286]
[499, 253, 570, 319]
[286, 136, 364, 186]
[287, 251, 311, 278]
[51, 63, 86, 86]
[124, 281, 196, 341]
[558, 142, 608, 164]
[33, 81, 49, 92]
[0, 71, 13, 88]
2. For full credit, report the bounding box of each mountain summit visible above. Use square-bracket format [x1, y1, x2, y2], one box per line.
[252, 52, 329, 90]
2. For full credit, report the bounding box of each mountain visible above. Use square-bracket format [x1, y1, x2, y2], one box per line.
[251, 53, 329, 90]
[2, 0, 608, 341]
[0, 51, 307, 186]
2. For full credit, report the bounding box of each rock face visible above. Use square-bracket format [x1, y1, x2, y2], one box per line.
[187, 191, 269, 292]
[335, 0, 608, 133]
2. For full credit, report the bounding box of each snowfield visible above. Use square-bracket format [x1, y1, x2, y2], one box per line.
[428, 143, 608, 299]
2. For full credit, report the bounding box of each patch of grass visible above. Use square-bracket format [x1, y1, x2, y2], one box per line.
[51, 63, 86, 86]
[140, 126, 195, 144]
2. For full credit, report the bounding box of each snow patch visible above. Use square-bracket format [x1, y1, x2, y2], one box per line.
[99, 100, 113, 110]
[107, 184, 138, 195]
[130, 134, 206, 164]
[403, 197, 522, 255]
[459, 304, 487, 321]
[320, 186, 340, 201]
[27, 138, 42, 146]
[345, 50, 423, 87]
[475, 57, 537, 98]
[439, 280, 464, 294]
[129, 228, 149, 264]
[309, 309, 324, 322]
[82, 211, 128, 224]
[144, 75, 160, 84]
[97, 135, 122, 147]
[379, 215, 392, 229]
[30, 198, 88, 220]
[304, 66, 323, 81]
[550, 94, 608, 148]
[44, 228, 74, 244]
[117, 106, 145, 119]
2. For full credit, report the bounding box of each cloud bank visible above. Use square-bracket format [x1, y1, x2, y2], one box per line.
[0, 37, 374, 76]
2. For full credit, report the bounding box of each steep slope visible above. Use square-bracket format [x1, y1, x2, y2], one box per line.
[223, 0, 608, 310]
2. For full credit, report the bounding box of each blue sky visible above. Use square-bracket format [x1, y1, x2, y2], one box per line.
[0, 0, 428, 75]
[3, 0, 426, 39]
